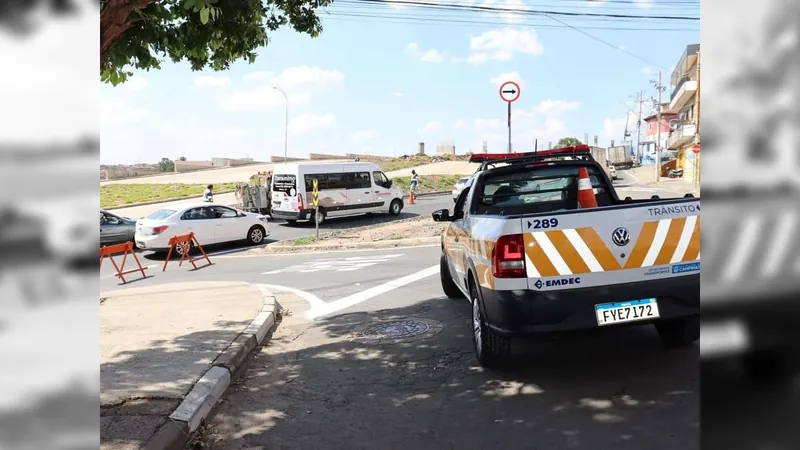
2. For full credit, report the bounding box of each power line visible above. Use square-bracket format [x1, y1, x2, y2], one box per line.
[325, 11, 698, 31]
[339, 0, 699, 20]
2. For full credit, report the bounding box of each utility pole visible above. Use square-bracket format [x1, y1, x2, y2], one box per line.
[636, 89, 644, 165]
[651, 71, 666, 182]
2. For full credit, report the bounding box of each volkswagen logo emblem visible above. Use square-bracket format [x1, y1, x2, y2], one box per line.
[612, 227, 630, 247]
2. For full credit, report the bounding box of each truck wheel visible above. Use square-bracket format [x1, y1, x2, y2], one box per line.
[471, 282, 510, 368]
[743, 349, 800, 384]
[389, 199, 403, 216]
[655, 316, 699, 348]
[440, 254, 462, 299]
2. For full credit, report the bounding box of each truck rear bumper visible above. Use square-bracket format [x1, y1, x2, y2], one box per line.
[479, 274, 699, 336]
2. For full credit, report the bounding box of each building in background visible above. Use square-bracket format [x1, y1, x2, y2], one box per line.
[642, 107, 678, 165]
[667, 43, 700, 182]
[436, 142, 456, 156]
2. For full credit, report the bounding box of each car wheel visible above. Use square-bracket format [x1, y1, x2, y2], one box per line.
[389, 199, 403, 216]
[173, 240, 193, 258]
[655, 316, 700, 348]
[470, 281, 510, 368]
[286, 220, 297, 226]
[313, 208, 326, 225]
[440, 254, 463, 299]
[247, 225, 266, 245]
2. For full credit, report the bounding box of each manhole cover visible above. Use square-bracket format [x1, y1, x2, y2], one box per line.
[362, 320, 431, 339]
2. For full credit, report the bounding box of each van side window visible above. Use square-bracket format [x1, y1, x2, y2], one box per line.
[325, 173, 346, 190]
[345, 172, 371, 190]
[372, 171, 389, 188]
[304, 174, 328, 191]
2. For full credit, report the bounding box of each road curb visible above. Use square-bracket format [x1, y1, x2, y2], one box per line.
[264, 236, 441, 252]
[144, 286, 279, 450]
[403, 190, 450, 199]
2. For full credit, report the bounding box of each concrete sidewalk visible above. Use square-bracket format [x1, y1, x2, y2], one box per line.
[625, 165, 700, 196]
[100, 281, 279, 450]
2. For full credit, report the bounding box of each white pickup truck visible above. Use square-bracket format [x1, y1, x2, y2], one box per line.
[433, 146, 700, 367]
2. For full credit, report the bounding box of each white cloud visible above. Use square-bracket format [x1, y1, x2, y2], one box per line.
[391, 92, 405, 97]
[405, 42, 445, 63]
[101, 98, 151, 127]
[194, 76, 230, 88]
[477, 0, 526, 23]
[351, 130, 378, 142]
[471, 99, 581, 151]
[453, 119, 465, 129]
[600, 111, 639, 145]
[633, 0, 654, 8]
[222, 66, 344, 112]
[288, 113, 336, 135]
[642, 66, 653, 75]
[468, 28, 544, 64]
[123, 76, 148, 90]
[218, 126, 248, 140]
[418, 121, 442, 134]
[490, 71, 524, 87]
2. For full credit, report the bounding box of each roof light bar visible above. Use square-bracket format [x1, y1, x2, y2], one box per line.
[468, 144, 591, 163]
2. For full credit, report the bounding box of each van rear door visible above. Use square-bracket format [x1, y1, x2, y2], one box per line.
[272, 173, 299, 212]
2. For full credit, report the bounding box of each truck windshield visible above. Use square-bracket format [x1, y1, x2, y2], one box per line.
[474, 164, 611, 214]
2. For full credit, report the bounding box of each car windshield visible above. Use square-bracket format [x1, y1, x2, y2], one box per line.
[146, 209, 176, 220]
[474, 164, 611, 214]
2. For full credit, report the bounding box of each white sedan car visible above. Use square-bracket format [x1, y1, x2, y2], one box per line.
[135, 202, 270, 254]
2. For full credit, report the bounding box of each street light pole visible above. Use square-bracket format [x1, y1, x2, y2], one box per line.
[273, 86, 288, 161]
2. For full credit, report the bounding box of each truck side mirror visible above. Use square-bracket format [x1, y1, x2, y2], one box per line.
[431, 209, 451, 222]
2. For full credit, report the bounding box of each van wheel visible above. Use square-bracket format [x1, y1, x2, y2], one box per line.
[389, 199, 403, 216]
[471, 281, 510, 368]
[246, 225, 266, 245]
[440, 254, 462, 299]
[285, 220, 297, 226]
[312, 208, 326, 225]
[655, 316, 699, 348]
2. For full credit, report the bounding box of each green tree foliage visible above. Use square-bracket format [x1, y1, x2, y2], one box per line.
[100, 0, 332, 85]
[158, 157, 175, 172]
[556, 137, 583, 148]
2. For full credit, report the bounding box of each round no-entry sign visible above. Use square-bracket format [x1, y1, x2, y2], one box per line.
[692, 143, 700, 154]
[499, 81, 521, 103]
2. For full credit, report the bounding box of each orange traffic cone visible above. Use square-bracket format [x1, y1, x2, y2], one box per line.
[576, 166, 598, 208]
[408, 190, 416, 205]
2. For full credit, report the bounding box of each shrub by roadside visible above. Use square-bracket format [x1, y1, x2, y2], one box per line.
[100, 182, 238, 208]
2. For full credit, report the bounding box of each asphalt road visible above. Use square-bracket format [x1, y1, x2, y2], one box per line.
[98, 174, 709, 449]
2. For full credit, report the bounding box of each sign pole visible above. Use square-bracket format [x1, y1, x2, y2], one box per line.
[499, 81, 521, 154]
[507, 102, 512, 153]
[312, 179, 320, 241]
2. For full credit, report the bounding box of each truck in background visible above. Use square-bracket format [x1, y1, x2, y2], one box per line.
[608, 145, 634, 169]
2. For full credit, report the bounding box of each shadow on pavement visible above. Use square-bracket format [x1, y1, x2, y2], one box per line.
[140, 239, 277, 262]
[198, 297, 699, 450]
[279, 211, 420, 230]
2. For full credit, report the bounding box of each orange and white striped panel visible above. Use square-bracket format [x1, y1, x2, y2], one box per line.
[522, 216, 700, 277]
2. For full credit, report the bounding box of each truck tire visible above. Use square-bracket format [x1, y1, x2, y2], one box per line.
[471, 281, 510, 368]
[655, 316, 699, 348]
[440, 254, 463, 299]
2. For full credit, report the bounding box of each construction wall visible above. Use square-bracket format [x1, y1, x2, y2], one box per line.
[308, 153, 347, 160]
[270, 156, 307, 163]
[211, 157, 256, 167]
[174, 160, 213, 172]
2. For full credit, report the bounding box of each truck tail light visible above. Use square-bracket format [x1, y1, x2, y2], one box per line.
[152, 225, 169, 235]
[296, 193, 304, 211]
[492, 234, 526, 278]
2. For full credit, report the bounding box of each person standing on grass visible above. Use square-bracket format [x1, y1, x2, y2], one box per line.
[204, 184, 214, 202]
[410, 170, 419, 194]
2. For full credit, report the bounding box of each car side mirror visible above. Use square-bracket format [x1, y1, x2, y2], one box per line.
[431, 209, 451, 222]
[387, 179, 393, 188]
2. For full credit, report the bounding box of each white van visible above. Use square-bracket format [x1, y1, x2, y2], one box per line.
[270, 162, 406, 224]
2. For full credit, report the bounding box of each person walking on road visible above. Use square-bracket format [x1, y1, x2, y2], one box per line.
[410, 170, 419, 194]
[204, 184, 214, 202]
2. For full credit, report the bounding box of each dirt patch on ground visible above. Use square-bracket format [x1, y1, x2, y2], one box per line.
[265, 216, 446, 252]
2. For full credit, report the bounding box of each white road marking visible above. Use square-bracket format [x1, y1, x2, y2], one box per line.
[307, 265, 440, 319]
[262, 254, 404, 275]
[259, 283, 327, 310]
[212, 244, 439, 259]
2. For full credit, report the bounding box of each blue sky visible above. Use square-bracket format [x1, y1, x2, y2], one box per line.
[99, 0, 699, 165]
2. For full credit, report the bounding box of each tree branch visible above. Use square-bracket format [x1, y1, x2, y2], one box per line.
[100, 0, 157, 69]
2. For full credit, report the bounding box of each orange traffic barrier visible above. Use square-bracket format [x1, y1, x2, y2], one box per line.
[576, 166, 598, 208]
[100, 242, 148, 284]
[162, 232, 212, 272]
[408, 191, 416, 205]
